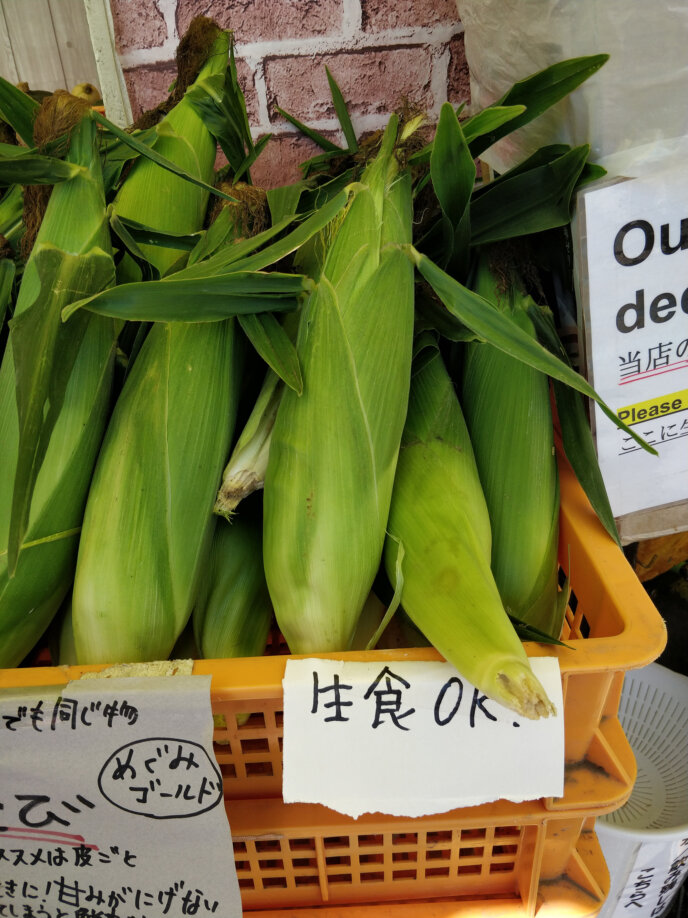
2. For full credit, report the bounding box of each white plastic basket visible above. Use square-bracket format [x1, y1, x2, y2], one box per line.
[597, 662, 688, 918]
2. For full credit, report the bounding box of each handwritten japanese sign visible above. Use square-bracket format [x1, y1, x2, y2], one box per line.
[575, 170, 688, 520]
[601, 835, 688, 917]
[282, 658, 564, 818]
[0, 676, 242, 918]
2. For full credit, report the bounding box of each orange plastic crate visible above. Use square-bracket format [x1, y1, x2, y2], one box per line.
[230, 806, 609, 916]
[0, 450, 666, 916]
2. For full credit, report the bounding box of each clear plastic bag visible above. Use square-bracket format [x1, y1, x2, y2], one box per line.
[457, 0, 688, 177]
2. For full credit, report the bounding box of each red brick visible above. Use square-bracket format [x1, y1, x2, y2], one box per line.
[234, 57, 260, 124]
[447, 33, 470, 105]
[177, 0, 344, 44]
[123, 58, 257, 125]
[362, 0, 458, 31]
[249, 133, 332, 189]
[111, 0, 167, 54]
[266, 47, 435, 125]
[124, 64, 177, 120]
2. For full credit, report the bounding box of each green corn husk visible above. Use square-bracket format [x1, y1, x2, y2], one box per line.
[263, 115, 416, 653]
[56, 595, 77, 666]
[0, 183, 23, 250]
[0, 99, 116, 668]
[384, 339, 554, 719]
[193, 504, 272, 659]
[71, 24, 239, 664]
[72, 319, 240, 663]
[462, 252, 561, 638]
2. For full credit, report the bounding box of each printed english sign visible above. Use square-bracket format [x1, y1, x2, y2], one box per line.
[575, 170, 688, 523]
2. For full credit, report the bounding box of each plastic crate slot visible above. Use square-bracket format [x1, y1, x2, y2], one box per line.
[274, 710, 284, 728]
[489, 861, 516, 873]
[233, 841, 247, 854]
[361, 871, 385, 882]
[459, 846, 484, 857]
[238, 878, 255, 890]
[292, 857, 317, 869]
[261, 877, 288, 889]
[457, 864, 483, 875]
[245, 761, 274, 777]
[494, 826, 521, 838]
[393, 869, 418, 880]
[357, 834, 383, 847]
[288, 838, 315, 851]
[254, 839, 282, 853]
[493, 844, 519, 856]
[294, 875, 319, 887]
[460, 828, 487, 841]
[426, 848, 451, 860]
[392, 851, 418, 862]
[328, 873, 353, 884]
[240, 737, 270, 753]
[258, 858, 284, 870]
[238, 711, 266, 729]
[219, 762, 237, 778]
[234, 860, 250, 872]
[325, 855, 351, 866]
[392, 832, 418, 845]
[426, 830, 453, 845]
[358, 853, 384, 865]
[424, 866, 451, 878]
[324, 835, 349, 849]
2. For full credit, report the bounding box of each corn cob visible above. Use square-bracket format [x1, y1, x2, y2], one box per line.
[384, 339, 554, 719]
[462, 251, 561, 638]
[262, 115, 415, 653]
[71, 24, 238, 664]
[193, 506, 272, 660]
[0, 96, 116, 667]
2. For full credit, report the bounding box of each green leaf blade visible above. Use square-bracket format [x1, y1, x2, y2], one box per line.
[238, 311, 303, 394]
[470, 54, 609, 159]
[62, 271, 308, 323]
[326, 67, 358, 152]
[470, 145, 590, 245]
[410, 248, 657, 456]
[0, 75, 39, 146]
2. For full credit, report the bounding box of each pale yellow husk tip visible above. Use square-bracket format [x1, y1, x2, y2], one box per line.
[495, 661, 557, 720]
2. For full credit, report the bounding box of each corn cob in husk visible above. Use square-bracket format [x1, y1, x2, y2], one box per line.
[384, 339, 554, 719]
[193, 504, 272, 660]
[0, 96, 116, 667]
[71, 24, 238, 664]
[263, 116, 415, 653]
[462, 252, 561, 638]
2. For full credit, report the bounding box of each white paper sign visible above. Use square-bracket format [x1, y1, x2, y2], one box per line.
[579, 171, 688, 518]
[282, 657, 564, 818]
[0, 676, 242, 918]
[608, 836, 688, 917]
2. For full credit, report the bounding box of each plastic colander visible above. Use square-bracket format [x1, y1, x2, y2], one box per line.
[597, 662, 688, 918]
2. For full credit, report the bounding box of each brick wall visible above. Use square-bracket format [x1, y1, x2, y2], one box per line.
[111, 0, 468, 188]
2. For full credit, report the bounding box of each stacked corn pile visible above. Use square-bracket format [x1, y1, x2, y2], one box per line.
[0, 25, 654, 720]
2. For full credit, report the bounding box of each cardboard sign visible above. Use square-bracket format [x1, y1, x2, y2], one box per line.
[282, 657, 564, 818]
[0, 676, 242, 918]
[574, 171, 688, 539]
